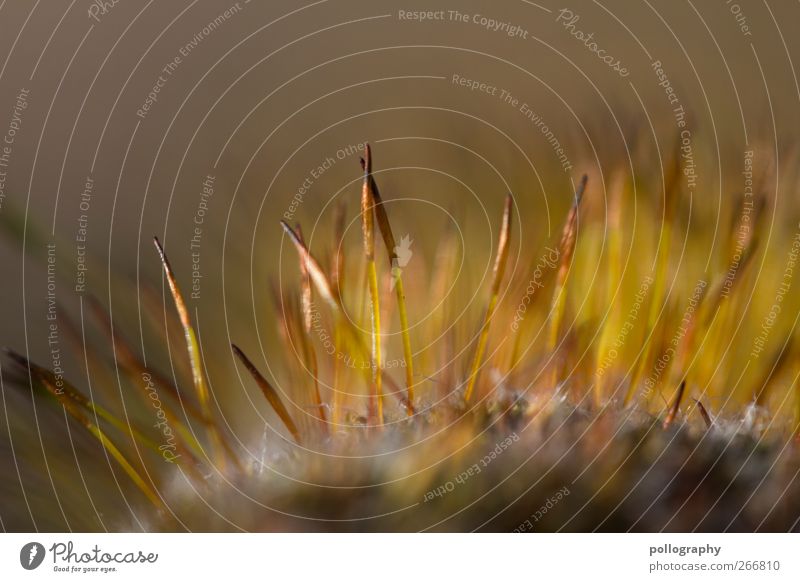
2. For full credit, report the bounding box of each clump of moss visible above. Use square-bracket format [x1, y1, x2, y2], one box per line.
[2, 143, 800, 532]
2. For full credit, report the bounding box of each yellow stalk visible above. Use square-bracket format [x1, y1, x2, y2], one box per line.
[12, 351, 163, 454]
[430, 217, 460, 388]
[394, 276, 414, 411]
[361, 146, 416, 413]
[702, 200, 761, 394]
[331, 202, 346, 428]
[7, 350, 164, 509]
[624, 154, 682, 407]
[594, 172, 624, 408]
[331, 322, 344, 429]
[464, 193, 513, 403]
[153, 237, 231, 473]
[281, 220, 412, 418]
[85, 297, 206, 459]
[367, 261, 383, 423]
[361, 146, 383, 424]
[547, 176, 588, 391]
[508, 246, 557, 381]
[86, 422, 164, 509]
[295, 226, 327, 432]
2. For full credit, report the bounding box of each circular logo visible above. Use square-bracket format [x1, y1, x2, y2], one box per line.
[20, 542, 46, 570]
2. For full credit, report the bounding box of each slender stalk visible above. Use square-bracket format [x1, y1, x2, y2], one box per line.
[625, 153, 682, 406]
[547, 176, 588, 391]
[232, 344, 302, 444]
[281, 222, 339, 309]
[86, 296, 206, 434]
[23, 312, 205, 479]
[693, 398, 713, 430]
[361, 147, 415, 414]
[281, 220, 425, 418]
[6, 350, 164, 509]
[361, 146, 383, 424]
[8, 350, 161, 452]
[594, 172, 624, 408]
[331, 201, 346, 428]
[464, 193, 513, 403]
[153, 237, 231, 473]
[295, 226, 327, 432]
[659, 283, 708, 405]
[86, 422, 165, 509]
[430, 215, 461, 391]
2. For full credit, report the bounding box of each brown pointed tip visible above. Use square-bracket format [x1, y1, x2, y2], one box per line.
[575, 174, 588, 205]
[280, 219, 338, 309]
[153, 236, 167, 263]
[280, 220, 299, 242]
[3, 348, 28, 368]
[363, 143, 372, 174]
[693, 398, 713, 430]
[281, 220, 306, 254]
[663, 380, 686, 430]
